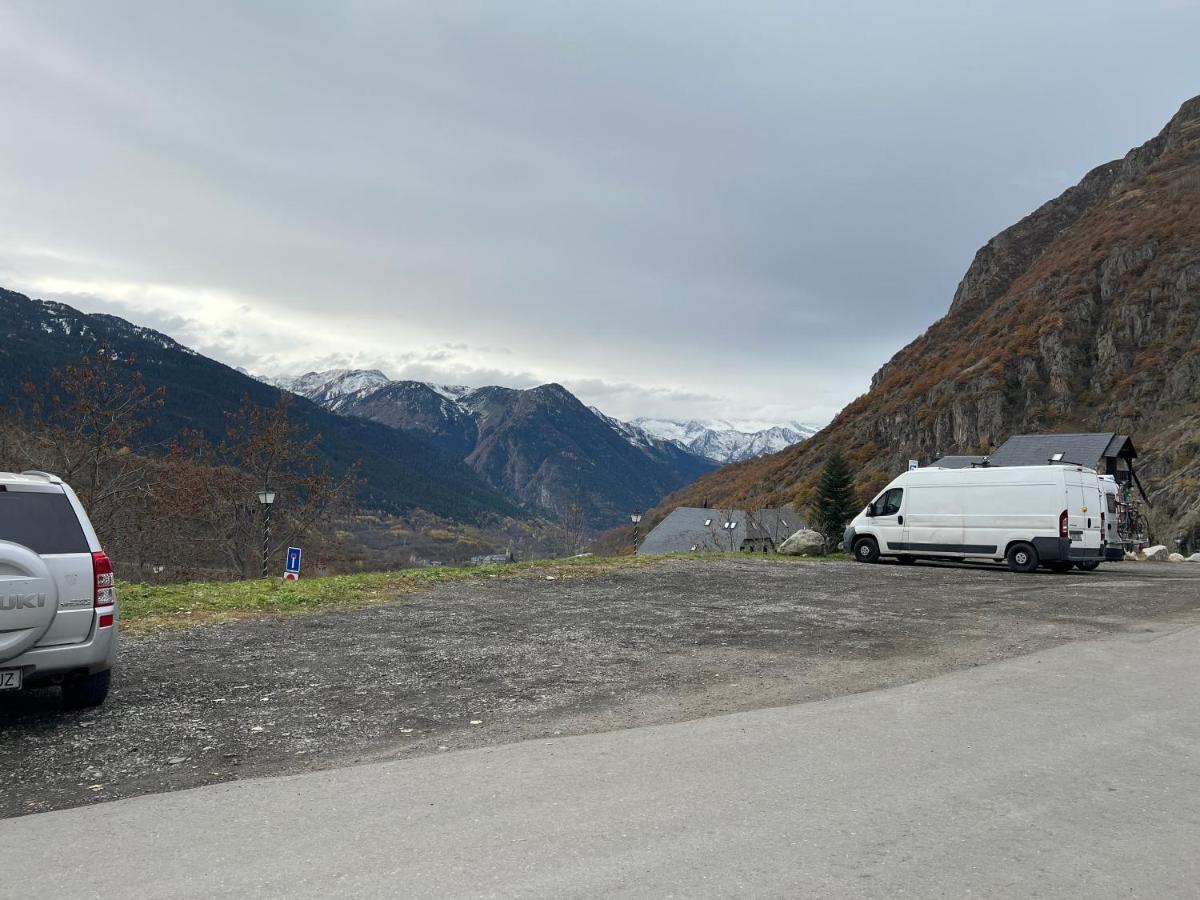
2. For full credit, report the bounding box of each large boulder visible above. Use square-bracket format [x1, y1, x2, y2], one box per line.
[1189, 552, 1200, 562]
[1125, 551, 1138, 561]
[778, 529, 826, 557]
[1168, 552, 1187, 562]
[1143, 545, 1170, 561]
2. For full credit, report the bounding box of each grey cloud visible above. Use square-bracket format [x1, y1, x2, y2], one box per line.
[2, 2, 1198, 425]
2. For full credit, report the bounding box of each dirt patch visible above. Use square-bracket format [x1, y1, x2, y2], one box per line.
[3, 557, 1199, 818]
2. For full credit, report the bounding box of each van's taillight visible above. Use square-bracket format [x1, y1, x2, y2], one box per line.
[92, 551, 115, 608]
[1059, 510, 1069, 539]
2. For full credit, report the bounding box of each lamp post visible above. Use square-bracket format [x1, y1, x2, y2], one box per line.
[630, 511, 643, 554]
[257, 487, 276, 579]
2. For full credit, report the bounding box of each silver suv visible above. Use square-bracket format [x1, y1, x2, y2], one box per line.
[0, 471, 117, 708]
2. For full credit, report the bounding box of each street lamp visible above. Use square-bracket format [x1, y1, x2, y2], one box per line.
[630, 511, 643, 554]
[257, 488, 276, 579]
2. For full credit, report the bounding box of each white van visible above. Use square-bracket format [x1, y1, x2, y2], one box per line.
[844, 464, 1106, 573]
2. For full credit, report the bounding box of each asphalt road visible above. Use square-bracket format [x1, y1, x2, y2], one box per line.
[4, 617, 1198, 898]
[4, 559, 1200, 818]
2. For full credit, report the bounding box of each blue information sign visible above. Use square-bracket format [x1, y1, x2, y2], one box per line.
[285, 547, 302, 576]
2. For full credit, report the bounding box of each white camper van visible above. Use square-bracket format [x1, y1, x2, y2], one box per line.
[844, 464, 1106, 573]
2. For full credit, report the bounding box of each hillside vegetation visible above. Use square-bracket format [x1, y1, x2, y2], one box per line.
[662, 95, 1200, 544]
[0, 289, 522, 524]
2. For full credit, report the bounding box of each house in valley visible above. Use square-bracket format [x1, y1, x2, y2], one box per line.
[637, 506, 804, 555]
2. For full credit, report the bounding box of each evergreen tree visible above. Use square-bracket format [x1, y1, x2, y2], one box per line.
[810, 450, 859, 549]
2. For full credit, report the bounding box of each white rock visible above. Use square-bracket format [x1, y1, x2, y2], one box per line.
[1143, 545, 1170, 561]
[1168, 553, 1186, 562]
[1189, 552, 1200, 562]
[778, 529, 826, 557]
[1124, 551, 1138, 561]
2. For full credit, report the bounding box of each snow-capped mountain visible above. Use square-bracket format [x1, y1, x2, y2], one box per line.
[272, 369, 472, 415]
[274, 371, 814, 467]
[623, 418, 818, 464]
[270, 369, 716, 527]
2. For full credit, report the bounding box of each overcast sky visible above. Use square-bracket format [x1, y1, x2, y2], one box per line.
[1, 2, 1197, 427]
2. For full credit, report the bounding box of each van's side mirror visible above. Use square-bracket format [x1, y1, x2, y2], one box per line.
[865, 504, 876, 518]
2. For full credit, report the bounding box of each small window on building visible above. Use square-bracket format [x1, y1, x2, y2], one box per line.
[1050, 452, 1065, 462]
[704, 518, 712, 526]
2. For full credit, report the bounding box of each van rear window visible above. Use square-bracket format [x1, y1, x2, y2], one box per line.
[0, 491, 90, 554]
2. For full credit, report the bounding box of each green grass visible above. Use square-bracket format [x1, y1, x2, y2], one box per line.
[116, 551, 847, 632]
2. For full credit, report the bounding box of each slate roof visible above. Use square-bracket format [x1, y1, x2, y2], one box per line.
[929, 455, 987, 469]
[638, 506, 805, 555]
[987, 433, 1136, 469]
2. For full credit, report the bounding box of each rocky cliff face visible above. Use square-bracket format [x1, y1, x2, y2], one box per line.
[663, 96, 1200, 545]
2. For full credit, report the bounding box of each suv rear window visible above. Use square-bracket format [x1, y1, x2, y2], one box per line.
[0, 490, 89, 554]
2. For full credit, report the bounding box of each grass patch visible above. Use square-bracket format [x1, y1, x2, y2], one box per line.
[117, 551, 848, 633]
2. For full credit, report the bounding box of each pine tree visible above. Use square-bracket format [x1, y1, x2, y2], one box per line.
[810, 450, 859, 549]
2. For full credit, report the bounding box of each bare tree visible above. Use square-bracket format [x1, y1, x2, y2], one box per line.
[188, 395, 359, 578]
[707, 503, 743, 553]
[557, 498, 586, 557]
[3, 345, 166, 562]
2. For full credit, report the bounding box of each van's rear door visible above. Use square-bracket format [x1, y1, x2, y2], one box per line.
[0, 486, 95, 646]
[1062, 470, 1103, 558]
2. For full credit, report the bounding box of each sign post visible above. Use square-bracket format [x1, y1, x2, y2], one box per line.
[908, 459, 919, 472]
[284, 546, 302, 581]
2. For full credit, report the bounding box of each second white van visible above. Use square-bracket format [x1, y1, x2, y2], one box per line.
[844, 464, 1106, 573]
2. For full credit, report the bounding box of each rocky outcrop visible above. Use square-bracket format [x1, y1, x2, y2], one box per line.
[1143, 545, 1170, 561]
[778, 529, 826, 557]
[660, 96, 1200, 547]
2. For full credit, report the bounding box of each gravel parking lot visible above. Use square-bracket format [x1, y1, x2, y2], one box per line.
[3, 557, 1200, 819]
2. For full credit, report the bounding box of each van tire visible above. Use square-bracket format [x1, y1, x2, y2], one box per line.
[852, 537, 880, 563]
[1005, 542, 1039, 573]
[62, 670, 111, 709]
[1075, 561, 1100, 572]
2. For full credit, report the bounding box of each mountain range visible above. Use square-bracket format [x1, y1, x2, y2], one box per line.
[660, 95, 1200, 545]
[0, 288, 522, 524]
[272, 369, 812, 529]
[0, 289, 812, 534]
[604, 415, 818, 464]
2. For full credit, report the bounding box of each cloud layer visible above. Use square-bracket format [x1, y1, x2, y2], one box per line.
[1, 2, 1197, 424]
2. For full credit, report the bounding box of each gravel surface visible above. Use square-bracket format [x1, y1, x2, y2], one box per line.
[3, 557, 1199, 818]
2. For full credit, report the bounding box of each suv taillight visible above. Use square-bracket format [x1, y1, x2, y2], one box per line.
[93, 551, 115, 609]
[1059, 509, 1069, 539]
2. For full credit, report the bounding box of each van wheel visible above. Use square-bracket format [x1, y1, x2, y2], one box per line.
[853, 537, 880, 563]
[62, 670, 111, 709]
[1076, 561, 1100, 571]
[1005, 542, 1039, 573]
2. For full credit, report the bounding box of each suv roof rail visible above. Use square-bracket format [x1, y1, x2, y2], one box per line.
[18, 470, 62, 483]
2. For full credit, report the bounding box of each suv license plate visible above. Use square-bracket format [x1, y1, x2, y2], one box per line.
[0, 670, 21, 691]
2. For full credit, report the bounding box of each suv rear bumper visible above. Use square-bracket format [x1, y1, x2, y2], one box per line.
[2, 612, 117, 685]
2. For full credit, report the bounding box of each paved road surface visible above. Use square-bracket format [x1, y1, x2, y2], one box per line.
[4, 622, 1198, 898]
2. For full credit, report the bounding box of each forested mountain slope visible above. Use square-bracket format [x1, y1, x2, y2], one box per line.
[0, 288, 522, 523]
